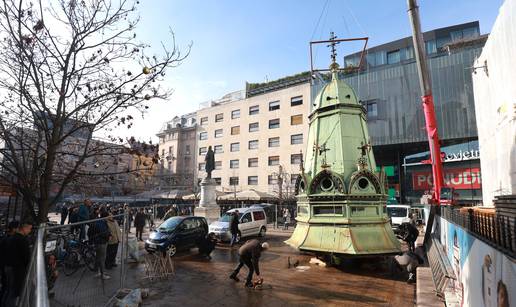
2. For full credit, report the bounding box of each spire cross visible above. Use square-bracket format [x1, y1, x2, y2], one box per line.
[328, 32, 339, 66]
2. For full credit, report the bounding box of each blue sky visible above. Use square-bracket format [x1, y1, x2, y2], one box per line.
[129, 0, 503, 141]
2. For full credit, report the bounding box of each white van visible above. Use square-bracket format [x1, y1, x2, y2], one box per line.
[386, 204, 412, 232]
[208, 207, 267, 242]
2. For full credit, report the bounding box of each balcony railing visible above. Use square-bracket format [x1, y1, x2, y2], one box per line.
[438, 206, 515, 259]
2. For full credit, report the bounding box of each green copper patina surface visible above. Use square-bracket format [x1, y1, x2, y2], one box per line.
[285, 48, 401, 256]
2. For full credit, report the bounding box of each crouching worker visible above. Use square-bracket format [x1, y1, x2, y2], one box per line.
[198, 233, 217, 259]
[229, 239, 269, 288]
[397, 222, 419, 252]
[394, 251, 424, 283]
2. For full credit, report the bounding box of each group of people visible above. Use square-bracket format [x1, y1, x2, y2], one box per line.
[78, 199, 123, 279]
[0, 221, 33, 307]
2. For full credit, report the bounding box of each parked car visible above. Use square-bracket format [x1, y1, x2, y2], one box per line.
[387, 204, 412, 233]
[145, 216, 208, 256]
[208, 206, 267, 242]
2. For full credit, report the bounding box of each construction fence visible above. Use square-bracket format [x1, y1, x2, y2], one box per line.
[19, 212, 134, 307]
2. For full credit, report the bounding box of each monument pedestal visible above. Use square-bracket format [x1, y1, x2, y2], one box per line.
[194, 178, 220, 224]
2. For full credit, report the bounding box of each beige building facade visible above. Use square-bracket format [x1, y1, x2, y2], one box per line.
[196, 80, 311, 196]
[156, 112, 198, 192]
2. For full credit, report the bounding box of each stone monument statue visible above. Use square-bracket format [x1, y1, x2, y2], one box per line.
[205, 146, 215, 179]
[194, 145, 220, 223]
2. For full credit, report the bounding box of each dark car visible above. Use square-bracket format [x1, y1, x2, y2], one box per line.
[145, 216, 208, 256]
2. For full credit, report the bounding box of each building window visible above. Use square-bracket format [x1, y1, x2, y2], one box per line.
[231, 126, 240, 135]
[214, 161, 222, 170]
[199, 147, 207, 155]
[291, 134, 303, 145]
[249, 105, 259, 115]
[185, 145, 190, 155]
[214, 145, 223, 154]
[168, 146, 173, 153]
[248, 158, 258, 167]
[387, 50, 400, 64]
[291, 96, 303, 106]
[199, 132, 207, 140]
[291, 114, 303, 125]
[268, 156, 279, 166]
[249, 122, 259, 132]
[248, 140, 258, 150]
[269, 119, 280, 129]
[200, 117, 208, 125]
[366, 101, 378, 118]
[375, 51, 386, 65]
[214, 177, 221, 185]
[268, 175, 278, 185]
[291, 153, 302, 165]
[248, 176, 258, 185]
[269, 100, 280, 111]
[290, 174, 299, 185]
[215, 129, 223, 138]
[230, 159, 239, 169]
[229, 177, 239, 185]
[268, 137, 279, 147]
[404, 46, 414, 60]
[231, 109, 240, 119]
[198, 163, 205, 171]
[215, 113, 224, 122]
[425, 39, 437, 54]
[230, 142, 240, 152]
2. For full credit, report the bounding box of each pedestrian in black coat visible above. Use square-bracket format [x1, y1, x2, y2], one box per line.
[134, 208, 146, 241]
[0, 222, 32, 307]
[229, 211, 239, 247]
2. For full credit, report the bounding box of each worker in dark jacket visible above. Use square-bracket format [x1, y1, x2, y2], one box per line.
[0, 221, 32, 307]
[229, 239, 269, 288]
[229, 210, 239, 247]
[398, 222, 419, 252]
[134, 208, 146, 241]
[198, 233, 217, 259]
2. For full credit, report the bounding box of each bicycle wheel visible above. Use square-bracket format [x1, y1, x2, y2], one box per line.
[83, 247, 97, 272]
[63, 250, 81, 276]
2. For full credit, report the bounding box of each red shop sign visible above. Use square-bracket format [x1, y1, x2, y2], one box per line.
[412, 168, 482, 190]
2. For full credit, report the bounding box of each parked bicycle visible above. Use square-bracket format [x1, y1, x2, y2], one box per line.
[61, 236, 97, 276]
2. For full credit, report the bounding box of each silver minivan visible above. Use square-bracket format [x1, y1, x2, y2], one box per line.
[208, 207, 267, 242]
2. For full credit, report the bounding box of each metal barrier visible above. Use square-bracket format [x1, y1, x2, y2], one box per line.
[425, 236, 456, 302]
[18, 224, 49, 307]
[17, 211, 131, 307]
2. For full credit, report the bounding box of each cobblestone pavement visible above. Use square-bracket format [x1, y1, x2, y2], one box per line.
[140, 232, 414, 307]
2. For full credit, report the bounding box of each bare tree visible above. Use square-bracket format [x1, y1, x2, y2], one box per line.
[0, 0, 190, 223]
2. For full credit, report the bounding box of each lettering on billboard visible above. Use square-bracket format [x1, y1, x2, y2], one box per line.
[412, 168, 482, 190]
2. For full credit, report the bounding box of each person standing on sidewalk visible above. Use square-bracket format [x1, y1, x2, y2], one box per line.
[0, 221, 32, 307]
[60, 204, 68, 225]
[230, 210, 239, 247]
[229, 239, 269, 288]
[105, 213, 122, 270]
[78, 199, 92, 240]
[283, 209, 291, 230]
[134, 208, 146, 241]
[88, 211, 111, 280]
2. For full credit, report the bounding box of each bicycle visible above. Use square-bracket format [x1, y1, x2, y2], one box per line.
[62, 237, 97, 276]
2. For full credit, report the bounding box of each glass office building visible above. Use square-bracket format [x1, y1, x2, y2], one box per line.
[317, 22, 487, 203]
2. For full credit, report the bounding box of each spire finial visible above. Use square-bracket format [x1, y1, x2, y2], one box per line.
[328, 32, 340, 71]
